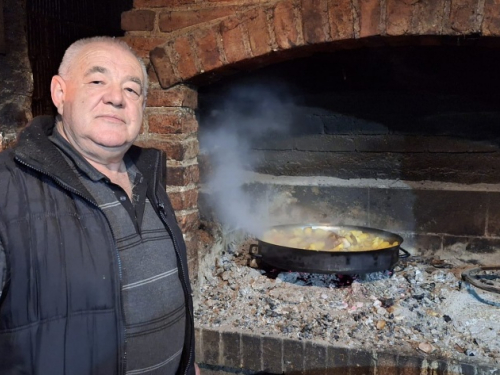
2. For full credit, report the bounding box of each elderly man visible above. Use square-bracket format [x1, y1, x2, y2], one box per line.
[0, 37, 197, 375]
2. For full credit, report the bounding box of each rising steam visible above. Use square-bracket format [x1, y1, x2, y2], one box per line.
[199, 82, 294, 236]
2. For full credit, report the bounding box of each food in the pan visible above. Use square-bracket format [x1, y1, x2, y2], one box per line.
[261, 227, 399, 252]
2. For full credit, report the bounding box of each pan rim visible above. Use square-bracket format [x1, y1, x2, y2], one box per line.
[258, 223, 404, 254]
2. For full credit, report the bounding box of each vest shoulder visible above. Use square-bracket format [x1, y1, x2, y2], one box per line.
[0, 148, 17, 172]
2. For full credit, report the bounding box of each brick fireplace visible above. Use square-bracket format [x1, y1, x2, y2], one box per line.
[122, 0, 500, 271]
[121, 1, 500, 373]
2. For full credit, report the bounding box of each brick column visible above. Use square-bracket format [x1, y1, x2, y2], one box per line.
[135, 80, 201, 279]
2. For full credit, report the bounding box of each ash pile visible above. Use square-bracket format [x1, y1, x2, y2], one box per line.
[194, 240, 500, 366]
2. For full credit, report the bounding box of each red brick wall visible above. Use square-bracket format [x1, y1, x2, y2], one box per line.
[0, 0, 33, 150]
[123, 0, 500, 88]
[122, 0, 500, 278]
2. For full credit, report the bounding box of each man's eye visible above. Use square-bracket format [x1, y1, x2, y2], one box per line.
[91, 81, 103, 85]
[125, 88, 140, 96]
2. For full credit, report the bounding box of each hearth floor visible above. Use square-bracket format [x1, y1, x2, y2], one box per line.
[194, 242, 500, 368]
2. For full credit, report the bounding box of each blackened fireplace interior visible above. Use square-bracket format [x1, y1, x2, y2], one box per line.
[197, 42, 500, 262]
[192, 41, 500, 375]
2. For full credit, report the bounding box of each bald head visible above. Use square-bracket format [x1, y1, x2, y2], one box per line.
[58, 36, 149, 100]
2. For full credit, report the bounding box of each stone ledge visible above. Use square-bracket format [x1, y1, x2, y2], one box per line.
[195, 327, 500, 375]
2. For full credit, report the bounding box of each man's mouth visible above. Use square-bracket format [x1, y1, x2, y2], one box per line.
[97, 115, 125, 123]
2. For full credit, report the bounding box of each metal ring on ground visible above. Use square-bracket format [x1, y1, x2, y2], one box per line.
[461, 266, 500, 295]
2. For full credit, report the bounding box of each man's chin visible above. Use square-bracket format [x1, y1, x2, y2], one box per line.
[90, 140, 132, 159]
[85, 135, 136, 160]
[93, 138, 131, 151]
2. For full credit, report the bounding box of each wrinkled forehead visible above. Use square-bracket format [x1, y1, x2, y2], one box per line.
[72, 42, 144, 82]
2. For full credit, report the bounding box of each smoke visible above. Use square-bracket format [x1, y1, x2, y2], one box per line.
[199, 82, 294, 236]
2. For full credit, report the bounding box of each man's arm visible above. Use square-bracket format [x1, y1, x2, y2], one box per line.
[0, 239, 5, 299]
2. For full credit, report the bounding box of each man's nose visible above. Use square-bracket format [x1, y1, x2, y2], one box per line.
[103, 84, 124, 107]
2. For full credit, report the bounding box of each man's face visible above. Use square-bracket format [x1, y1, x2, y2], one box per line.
[51, 42, 145, 162]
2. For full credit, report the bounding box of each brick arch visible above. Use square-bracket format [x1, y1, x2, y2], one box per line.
[149, 0, 500, 89]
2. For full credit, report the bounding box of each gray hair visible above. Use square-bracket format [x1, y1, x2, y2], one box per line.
[58, 36, 149, 102]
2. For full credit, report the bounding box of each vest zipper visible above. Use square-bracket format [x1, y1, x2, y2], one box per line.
[157, 202, 195, 375]
[152, 152, 194, 375]
[14, 156, 128, 375]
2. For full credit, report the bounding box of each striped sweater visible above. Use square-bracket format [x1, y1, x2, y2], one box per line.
[50, 131, 186, 375]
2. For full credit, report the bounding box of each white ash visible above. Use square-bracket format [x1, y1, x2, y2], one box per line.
[193, 242, 500, 366]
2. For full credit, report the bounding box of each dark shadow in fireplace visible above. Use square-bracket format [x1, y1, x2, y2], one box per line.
[197, 40, 500, 262]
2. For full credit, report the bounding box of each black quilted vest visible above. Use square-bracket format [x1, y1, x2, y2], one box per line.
[0, 117, 195, 375]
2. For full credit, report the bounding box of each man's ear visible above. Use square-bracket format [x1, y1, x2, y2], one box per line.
[51, 75, 66, 115]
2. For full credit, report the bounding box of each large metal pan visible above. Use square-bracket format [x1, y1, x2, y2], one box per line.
[253, 224, 409, 275]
